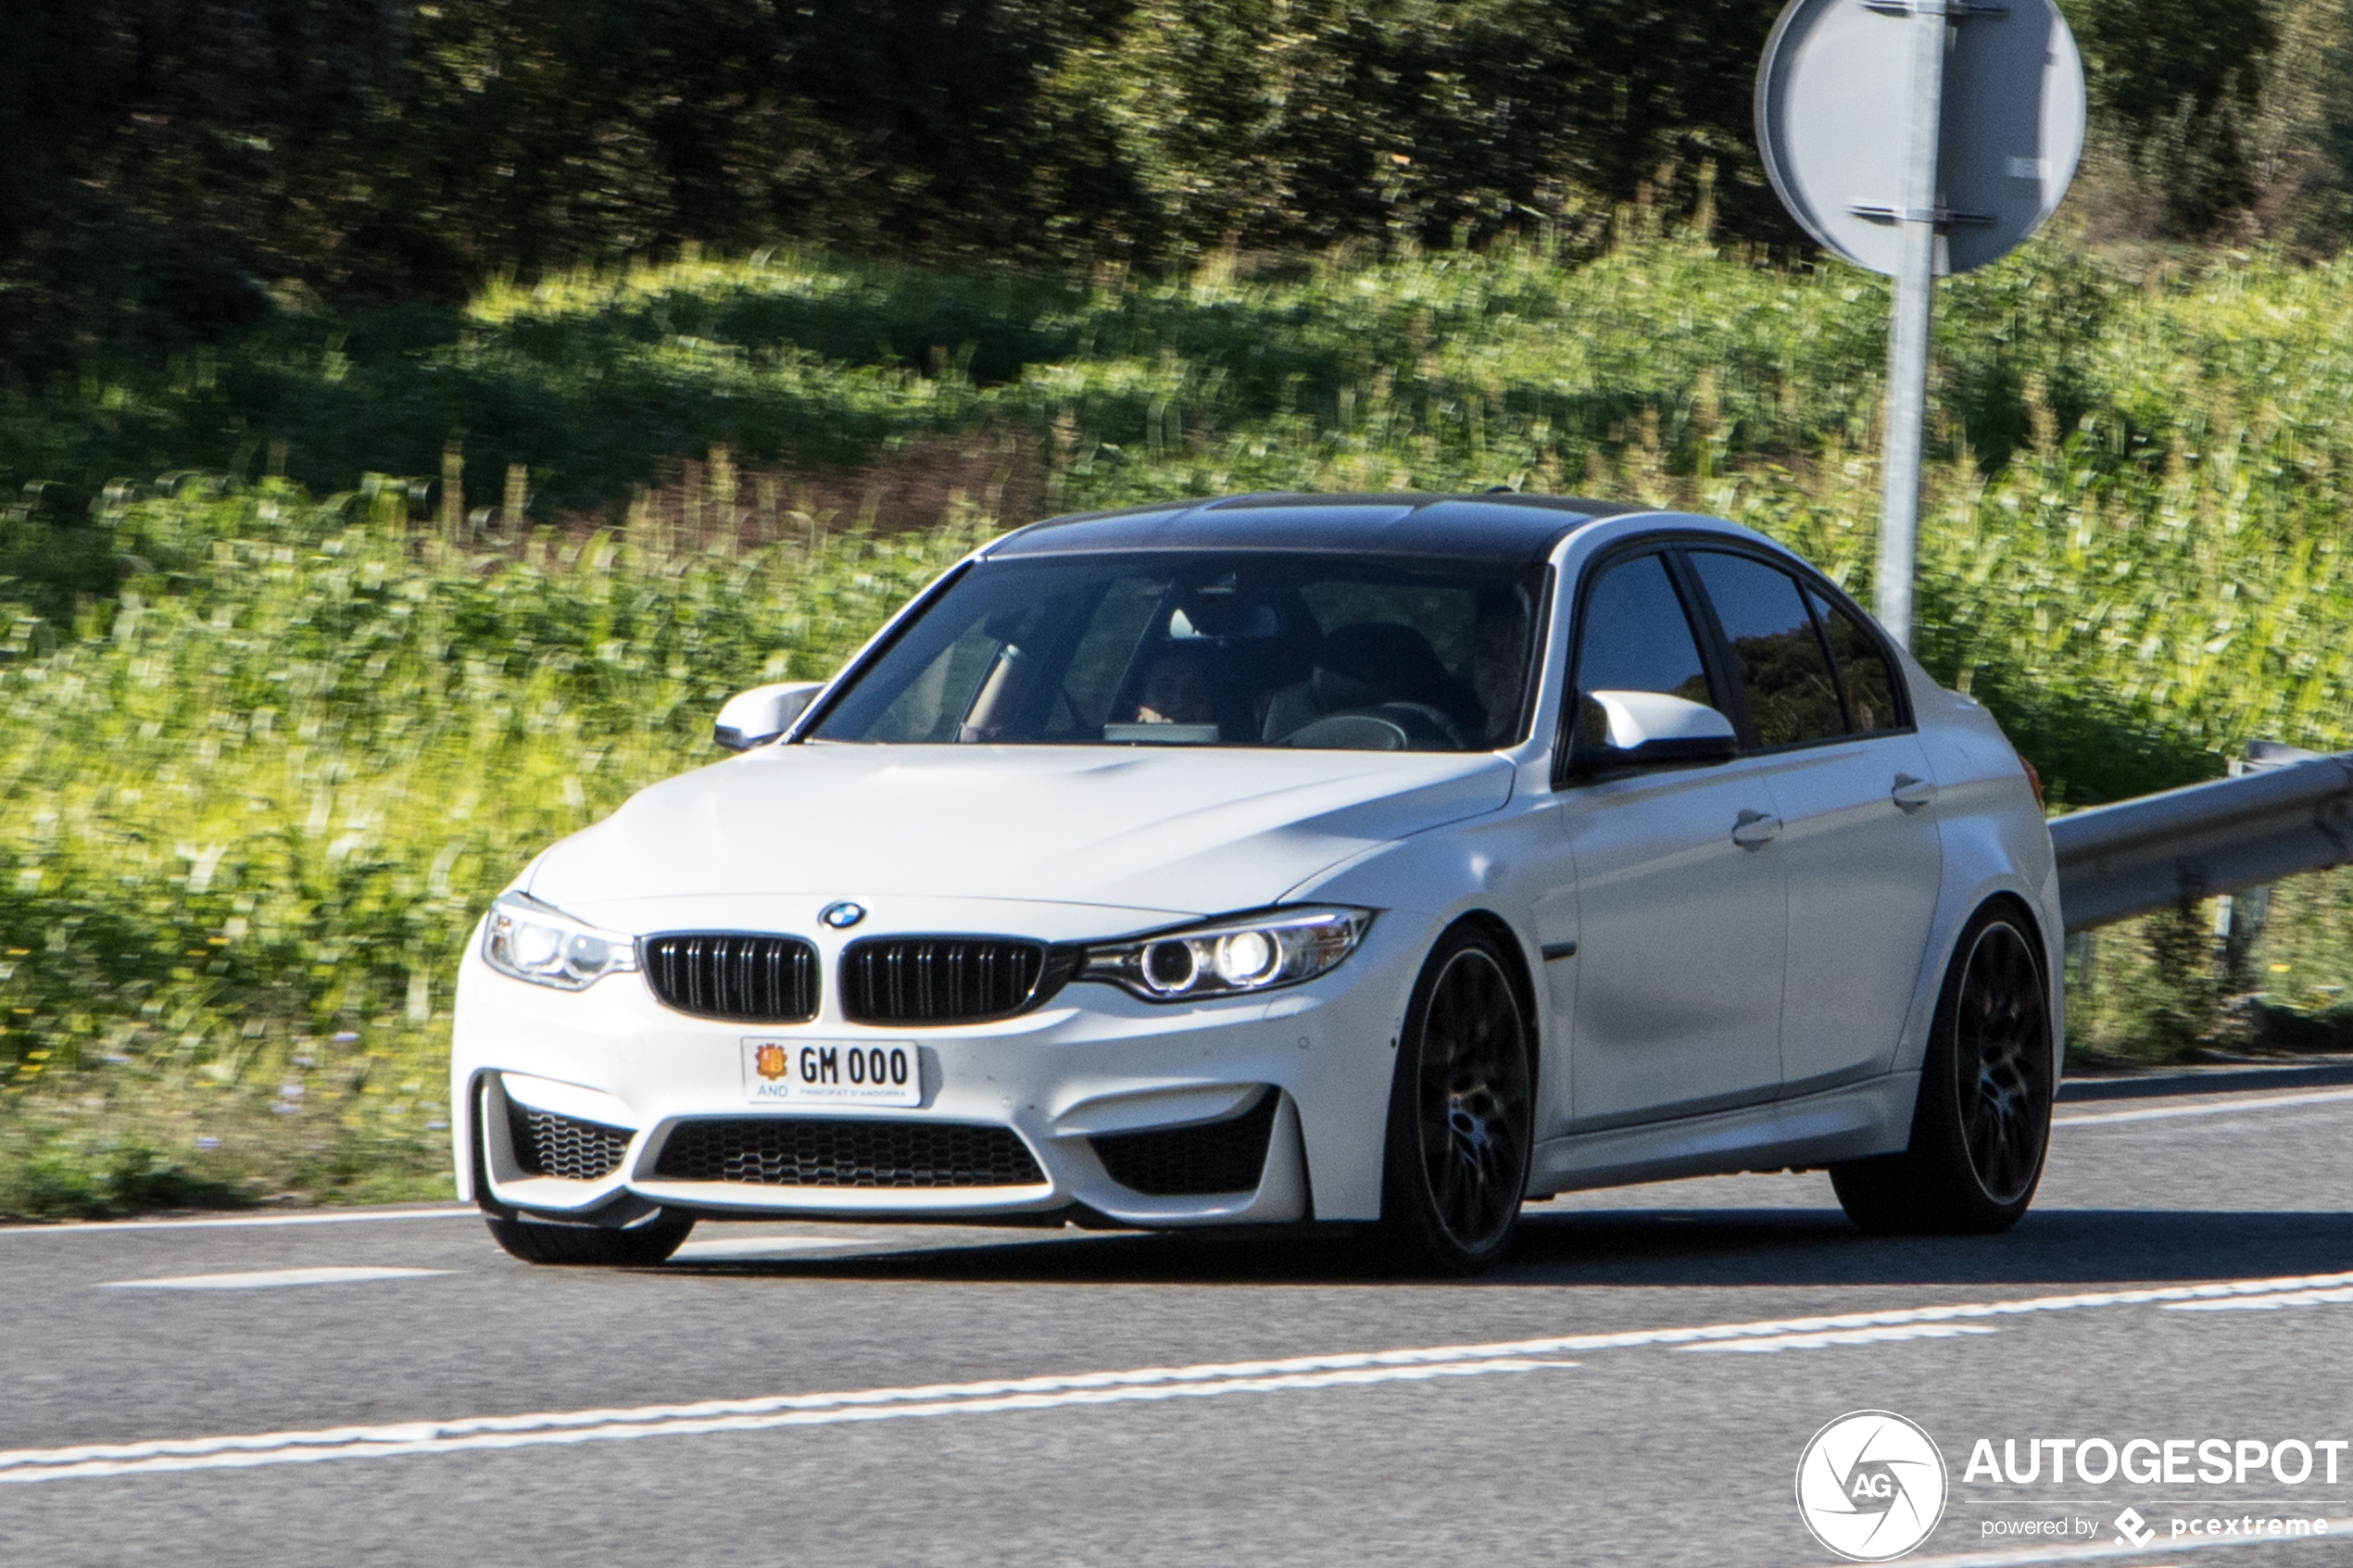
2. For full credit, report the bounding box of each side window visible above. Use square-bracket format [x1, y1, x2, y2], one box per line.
[1811, 589, 1905, 734]
[1572, 552, 1716, 720]
[1686, 550, 1844, 748]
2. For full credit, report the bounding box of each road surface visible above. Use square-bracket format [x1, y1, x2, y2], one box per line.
[6, 1060, 2353, 1565]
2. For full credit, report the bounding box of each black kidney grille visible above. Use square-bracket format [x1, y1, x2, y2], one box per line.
[509, 1102, 635, 1183]
[839, 937, 1059, 1024]
[652, 1118, 1045, 1188]
[643, 934, 818, 1022]
[1089, 1090, 1278, 1197]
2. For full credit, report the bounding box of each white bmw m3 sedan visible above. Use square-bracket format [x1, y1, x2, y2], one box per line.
[452, 492, 2060, 1273]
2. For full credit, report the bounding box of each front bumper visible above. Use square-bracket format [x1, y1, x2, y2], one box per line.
[450, 904, 1421, 1227]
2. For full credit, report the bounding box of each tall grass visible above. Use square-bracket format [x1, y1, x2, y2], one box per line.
[0, 484, 985, 1216]
[10, 235, 2353, 1212]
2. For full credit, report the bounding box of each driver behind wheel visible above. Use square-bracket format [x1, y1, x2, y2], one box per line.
[1131, 643, 1215, 727]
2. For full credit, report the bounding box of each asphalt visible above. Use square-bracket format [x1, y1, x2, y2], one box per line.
[5, 1060, 2353, 1566]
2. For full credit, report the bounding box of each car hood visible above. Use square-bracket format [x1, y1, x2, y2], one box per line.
[526, 743, 1515, 922]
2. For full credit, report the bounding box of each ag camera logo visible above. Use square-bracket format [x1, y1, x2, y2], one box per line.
[1797, 1411, 1949, 1562]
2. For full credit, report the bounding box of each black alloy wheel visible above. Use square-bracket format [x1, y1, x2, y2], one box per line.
[1952, 919, 2053, 1205]
[1831, 905, 2054, 1236]
[1381, 926, 1534, 1273]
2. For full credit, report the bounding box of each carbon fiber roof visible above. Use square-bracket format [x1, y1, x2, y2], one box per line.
[987, 493, 1655, 562]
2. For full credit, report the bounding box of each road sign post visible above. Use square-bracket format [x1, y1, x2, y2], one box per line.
[1875, 1, 1949, 647]
[1756, 0, 2085, 648]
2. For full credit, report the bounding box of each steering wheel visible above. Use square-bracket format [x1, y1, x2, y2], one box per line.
[1279, 702, 1466, 752]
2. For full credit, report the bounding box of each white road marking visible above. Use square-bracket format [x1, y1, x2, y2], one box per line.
[2056, 1086, 2353, 1126]
[0, 1208, 476, 1237]
[102, 1267, 452, 1292]
[18, 1267, 2353, 1486]
[2168, 1286, 2353, 1313]
[1678, 1323, 1998, 1353]
[0, 1353, 1578, 1483]
[1897, 1519, 2353, 1563]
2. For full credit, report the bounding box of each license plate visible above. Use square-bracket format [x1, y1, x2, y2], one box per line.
[742, 1038, 920, 1107]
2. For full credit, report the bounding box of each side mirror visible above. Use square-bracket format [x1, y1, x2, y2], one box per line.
[714, 682, 824, 751]
[1571, 690, 1739, 773]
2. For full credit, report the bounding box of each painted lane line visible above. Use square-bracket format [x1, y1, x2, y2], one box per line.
[0, 1346, 1586, 1469]
[2055, 1086, 2353, 1127]
[1894, 1516, 2353, 1564]
[0, 1208, 477, 1237]
[101, 1266, 451, 1291]
[1678, 1323, 1999, 1353]
[0, 1359, 1576, 1484]
[19, 1266, 2353, 1486]
[2168, 1286, 2353, 1312]
[1408, 1269, 2353, 1358]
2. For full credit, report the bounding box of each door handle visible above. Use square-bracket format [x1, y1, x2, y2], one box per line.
[1892, 773, 1939, 812]
[1731, 808, 1781, 848]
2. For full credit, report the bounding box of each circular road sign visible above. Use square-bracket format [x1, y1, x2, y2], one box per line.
[1755, 0, 2085, 276]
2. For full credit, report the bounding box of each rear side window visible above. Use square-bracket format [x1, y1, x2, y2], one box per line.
[1686, 550, 1844, 748]
[1810, 589, 1906, 734]
[1571, 552, 1715, 711]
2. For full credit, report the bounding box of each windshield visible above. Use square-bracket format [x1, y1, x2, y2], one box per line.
[811, 552, 1548, 752]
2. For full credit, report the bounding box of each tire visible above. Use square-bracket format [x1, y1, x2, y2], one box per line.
[1378, 925, 1535, 1274]
[1831, 904, 2055, 1236]
[484, 1210, 696, 1267]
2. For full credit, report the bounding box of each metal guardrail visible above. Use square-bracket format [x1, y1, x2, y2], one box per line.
[2050, 743, 2353, 932]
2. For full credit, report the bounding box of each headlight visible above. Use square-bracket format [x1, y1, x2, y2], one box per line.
[482, 892, 639, 991]
[1079, 907, 1372, 1001]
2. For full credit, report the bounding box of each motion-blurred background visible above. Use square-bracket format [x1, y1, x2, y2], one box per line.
[2, 0, 2350, 1217]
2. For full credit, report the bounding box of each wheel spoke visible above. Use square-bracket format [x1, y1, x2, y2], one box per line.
[1413, 947, 1531, 1253]
[1950, 922, 2051, 1205]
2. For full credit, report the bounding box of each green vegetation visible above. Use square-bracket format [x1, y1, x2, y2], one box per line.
[21, 234, 2353, 798]
[10, 232, 2353, 1214]
[0, 483, 981, 1217]
[11, 0, 2351, 384]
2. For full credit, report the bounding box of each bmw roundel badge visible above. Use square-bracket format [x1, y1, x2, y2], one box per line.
[819, 901, 867, 930]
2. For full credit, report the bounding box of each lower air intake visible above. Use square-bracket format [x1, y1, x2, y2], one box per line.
[1088, 1090, 1279, 1197]
[652, 1118, 1045, 1188]
[508, 1102, 635, 1182]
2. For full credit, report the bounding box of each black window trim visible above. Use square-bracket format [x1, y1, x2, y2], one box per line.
[1669, 540, 1916, 756]
[1550, 538, 1731, 790]
[1549, 530, 1916, 786]
[1794, 582, 1859, 739]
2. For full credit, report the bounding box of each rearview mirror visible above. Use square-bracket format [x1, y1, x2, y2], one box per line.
[714, 682, 824, 750]
[1571, 690, 1739, 773]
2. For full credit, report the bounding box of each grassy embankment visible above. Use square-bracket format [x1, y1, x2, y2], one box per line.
[6, 235, 2353, 1217]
